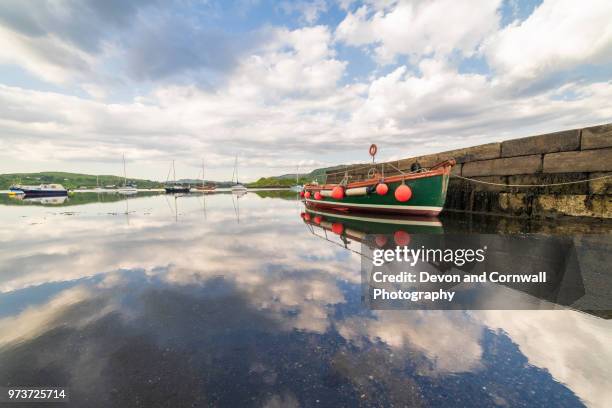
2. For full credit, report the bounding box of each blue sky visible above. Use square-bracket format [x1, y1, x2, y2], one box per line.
[0, 0, 610, 181]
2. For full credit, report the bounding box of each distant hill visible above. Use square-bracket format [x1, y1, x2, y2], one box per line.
[0, 172, 163, 190]
[246, 165, 345, 188]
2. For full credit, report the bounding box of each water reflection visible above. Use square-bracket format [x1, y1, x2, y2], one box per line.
[0, 193, 610, 407]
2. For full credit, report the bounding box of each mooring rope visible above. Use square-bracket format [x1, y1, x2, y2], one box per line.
[451, 173, 612, 188]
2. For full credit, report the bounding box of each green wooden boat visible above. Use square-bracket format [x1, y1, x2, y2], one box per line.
[303, 159, 455, 216]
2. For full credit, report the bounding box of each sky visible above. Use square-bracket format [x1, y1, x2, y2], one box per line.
[0, 0, 611, 182]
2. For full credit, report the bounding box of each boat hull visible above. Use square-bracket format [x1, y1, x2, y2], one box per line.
[20, 189, 68, 197]
[165, 187, 191, 194]
[304, 168, 450, 216]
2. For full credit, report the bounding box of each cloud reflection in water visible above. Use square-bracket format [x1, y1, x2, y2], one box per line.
[0, 193, 609, 407]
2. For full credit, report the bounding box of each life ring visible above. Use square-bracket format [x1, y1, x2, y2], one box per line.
[369, 144, 378, 157]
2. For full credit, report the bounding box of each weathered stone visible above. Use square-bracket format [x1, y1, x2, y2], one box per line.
[462, 155, 542, 177]
[498, 193, 530, 216]
[589, 172, 612, 195]
[437, 143, 501, 163]
[501, 129, 580, 157]
[507, 173, 589, 195]
[543, 148, 612, 173]
[581, 124, 612, 150]
[534, 195, 610, 218]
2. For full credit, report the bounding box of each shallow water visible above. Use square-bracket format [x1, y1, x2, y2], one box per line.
[0, 192, 610, 407]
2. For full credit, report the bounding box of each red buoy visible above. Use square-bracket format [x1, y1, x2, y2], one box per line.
[304, 191, 311, 199]
[299, 191, 305, 198]
[394, 184, 412, 202]
[314, 191, 322, 200]
[331, 186, 344, 200]
[374, 234, 388, 247]
[376, 183, 388, 195]
[313, 215, 323, 224]
[304, 213, 311, 221]
[331, 223, 344, 235]
[394, 230, 411, 246]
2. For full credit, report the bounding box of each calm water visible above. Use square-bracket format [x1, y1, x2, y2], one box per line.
[0, 192, 610, 407]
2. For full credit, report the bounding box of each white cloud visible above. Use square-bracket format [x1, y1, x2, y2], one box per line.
[479, 310, 612, 408]
[484, 0, 612, 83]
[279, 0, 328, 24]
[335, 0, 502, 64]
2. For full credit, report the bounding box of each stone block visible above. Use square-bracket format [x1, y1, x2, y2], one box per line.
[437, 142, 501, 163]
[463, 155, 542, 177]
[501, 129, 580, 157]
[498, 193, 530, 216]
[589, 172, 612, 195]
[469, 176, 508, 192]
[534, 195, 610, 218]
[581, 123, 612, 150]
[543, 148, 612, 173]
[507, 173, 589, 195]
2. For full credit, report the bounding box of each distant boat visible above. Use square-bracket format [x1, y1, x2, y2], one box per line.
[165, 160, 190, 194]
[8, 184, 22, 193]
[231, 154, 247, 194]
[94, 175, 104, 192]
[290, 165, 303, 191]
[191, 158, 217, 193]
[18, 184, 68, 197]
[118, 154, 138, 194]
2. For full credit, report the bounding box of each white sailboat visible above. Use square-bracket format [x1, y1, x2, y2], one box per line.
[94, 175, 104, 192]
[118, 154, 138, 194]
[231, 154, 247, 194]
[290, 165, 303, 192]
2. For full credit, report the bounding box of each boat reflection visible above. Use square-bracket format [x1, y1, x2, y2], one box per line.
[301, 207, 443, 252]
[300, 207, 607, 316]
[11, 194, 69, 205]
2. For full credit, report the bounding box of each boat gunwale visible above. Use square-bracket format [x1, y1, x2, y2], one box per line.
[304, 161, 453, 190]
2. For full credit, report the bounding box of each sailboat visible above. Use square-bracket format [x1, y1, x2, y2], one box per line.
[290, 165, 303, 192]
[165, 160, 190, 194]
[191, 158, 216, 193]
[231, 154, 248, 194]
[118, 155, 138, 195]
[94, 175, 104, 192]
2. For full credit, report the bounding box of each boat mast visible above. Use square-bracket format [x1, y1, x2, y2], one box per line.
[123, 154, 127, 187]
[202, 158, 205, 188]
[234, 154, 239, 184]
[173, 160, 176, 185]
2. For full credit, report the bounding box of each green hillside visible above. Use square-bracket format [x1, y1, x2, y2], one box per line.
[246, 166, 336, 188]
[0, 172, 163, 190]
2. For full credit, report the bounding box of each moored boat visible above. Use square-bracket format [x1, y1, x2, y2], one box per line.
[166, 185, 191, 194]
[230, 154, 247, 194]
[302, 155, 455, 216]
[165, 160, 190, 194]
[190, 159, 217, 193]
[118, 154, 138, 194]
[17, 184, 68, 197]
[191, 184, 217, 193]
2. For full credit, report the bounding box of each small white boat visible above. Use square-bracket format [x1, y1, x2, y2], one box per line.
[290, 165, 303, 192]
[231, 154, 248, 194]
[231, 184, 248, 193]
[118, 154, 138, 195]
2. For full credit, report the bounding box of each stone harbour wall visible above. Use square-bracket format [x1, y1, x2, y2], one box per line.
[325, 123, 612, 219]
